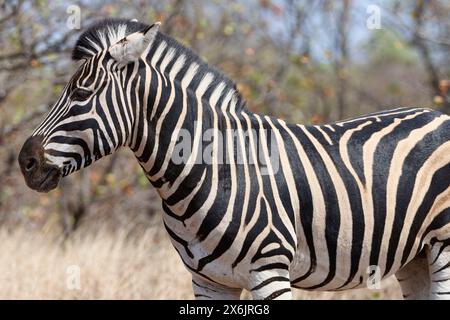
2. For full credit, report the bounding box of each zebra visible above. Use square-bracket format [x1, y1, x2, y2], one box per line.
[18, 18, 450, 300]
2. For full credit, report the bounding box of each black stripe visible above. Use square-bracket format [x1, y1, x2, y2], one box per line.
[385, 118, 449, 275]
[371, 112, 435, 269]
[263, 288, 291, 300]
[251, 276, 290, 291]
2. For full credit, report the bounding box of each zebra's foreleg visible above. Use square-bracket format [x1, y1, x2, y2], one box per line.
[191, 276, 242, 300]
[396, 252, 430, 300]
[428, 244, 450, 300]
[249, 268, 292, 300]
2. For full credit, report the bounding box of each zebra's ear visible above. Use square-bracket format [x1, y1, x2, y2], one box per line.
[109, 22, 161, 65]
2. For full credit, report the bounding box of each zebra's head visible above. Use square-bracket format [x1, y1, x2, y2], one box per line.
[18, 19, 160, 192]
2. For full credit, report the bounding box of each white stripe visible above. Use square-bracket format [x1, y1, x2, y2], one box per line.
[298, 124, 353, 289]
[148, 42, 168, 121]
[158, 47, 176, 87]
[396, 140, 450, 266]
[315, 125, 333, 145]
[335, 108, 426, 126]
[379, 115, 448, 276]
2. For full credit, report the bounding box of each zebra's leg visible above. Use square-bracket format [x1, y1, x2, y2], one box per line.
[249, 269, 292, 300]
[191, 276, 242, 300]
[396, 252, 430, 300]
[428, 244, 450, 300]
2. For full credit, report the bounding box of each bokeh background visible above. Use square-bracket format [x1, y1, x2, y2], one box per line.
[0, 0, 449, 299]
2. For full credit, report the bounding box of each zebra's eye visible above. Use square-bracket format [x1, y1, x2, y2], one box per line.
[70, 88, 92, 101]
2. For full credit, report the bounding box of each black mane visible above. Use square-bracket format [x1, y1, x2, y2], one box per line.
[72, 18, 149, 60]
[72, 18, 245, 110]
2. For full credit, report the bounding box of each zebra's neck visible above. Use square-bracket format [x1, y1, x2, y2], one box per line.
[129, 32, 254, 199]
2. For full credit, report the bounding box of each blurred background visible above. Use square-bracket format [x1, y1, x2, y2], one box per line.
[0, 0, 449, 299]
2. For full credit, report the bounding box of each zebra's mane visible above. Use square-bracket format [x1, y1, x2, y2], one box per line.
[72, 18, 246, 111]
[72, 18, 149, 60]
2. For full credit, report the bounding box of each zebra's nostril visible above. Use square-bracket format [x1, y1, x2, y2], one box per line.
[25, 157, 38, 172]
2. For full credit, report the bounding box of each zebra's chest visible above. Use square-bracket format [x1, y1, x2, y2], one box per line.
[162, 212, 253, 288]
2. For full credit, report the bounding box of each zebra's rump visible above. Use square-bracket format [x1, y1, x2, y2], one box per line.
[282, 107, 450, 291]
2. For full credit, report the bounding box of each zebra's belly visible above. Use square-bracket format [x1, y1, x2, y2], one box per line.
[289, 230, 405, 291]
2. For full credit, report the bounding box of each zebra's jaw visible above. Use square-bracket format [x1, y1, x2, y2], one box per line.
[18, 135, 62, 193]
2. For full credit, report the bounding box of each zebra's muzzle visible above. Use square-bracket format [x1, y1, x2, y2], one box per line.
[18, 135, 62, 193]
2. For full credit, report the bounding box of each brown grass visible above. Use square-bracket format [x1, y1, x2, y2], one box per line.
[0, 215, 402, 300]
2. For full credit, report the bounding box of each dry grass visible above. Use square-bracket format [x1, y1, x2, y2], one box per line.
[0, 216, 402, 300]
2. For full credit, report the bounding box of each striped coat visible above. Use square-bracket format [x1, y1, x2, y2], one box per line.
[18, 19, 450, 299]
